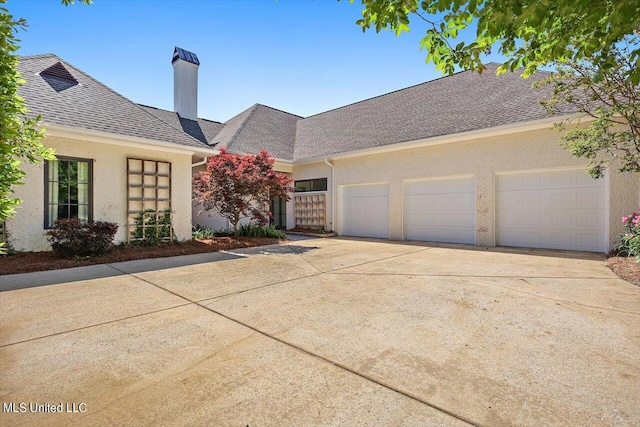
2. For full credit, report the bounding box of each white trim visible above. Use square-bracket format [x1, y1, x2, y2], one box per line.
[324, 158, 335, 231]
[604, 168, 610, 253]
[293, 190, 327, 196]
[402, 174, 476, 183]
[43, 123, 216, 156]
[339, 181, 390, 187]
[273, 160, 293, 173]
[294, 115, 581, 165]
[492, 173, 497, 247]
[493, 165, 591, 176]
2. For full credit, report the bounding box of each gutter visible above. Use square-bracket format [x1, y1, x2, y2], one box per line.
[192, 157, 208, 167]
[324, 158, 335, 232]
[43, 123, 217, 157]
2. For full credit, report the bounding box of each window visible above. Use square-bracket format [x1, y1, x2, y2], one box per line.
[44, 157, 93, 228]
[294, 178, 327, 192]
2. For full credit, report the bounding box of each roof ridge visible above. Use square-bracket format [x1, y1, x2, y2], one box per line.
[54, 58, 209, 148]
[225, 104, 260, 150]
[257, 103, 305, 119]
[19, 53, 59, 60]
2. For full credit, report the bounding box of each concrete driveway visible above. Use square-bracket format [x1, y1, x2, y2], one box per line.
[1, 238, 638, 426]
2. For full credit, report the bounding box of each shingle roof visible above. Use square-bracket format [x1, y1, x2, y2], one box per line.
[19, 55, 569, 163]
[210, 104, 301, 160]
[139, 104, 224, 145]
[18, 54, 210, 150]
[293, 63, 567, 161]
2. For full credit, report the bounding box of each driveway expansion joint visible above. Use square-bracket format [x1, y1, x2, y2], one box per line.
[0, 302, 193, 348]
[103, 255, 482, 427]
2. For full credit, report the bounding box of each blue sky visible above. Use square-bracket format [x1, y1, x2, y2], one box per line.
[8, 0, 506, 122]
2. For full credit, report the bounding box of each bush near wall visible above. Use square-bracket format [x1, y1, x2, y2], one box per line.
[619, 210, 640, 261]
[46, 218, 118, 258]
[192, 224, 286, 239]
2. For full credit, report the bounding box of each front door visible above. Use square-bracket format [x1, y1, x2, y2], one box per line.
[270, 197, 286, 229]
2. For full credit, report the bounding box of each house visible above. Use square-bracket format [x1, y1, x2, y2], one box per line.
[8, 47, 638, 254]
[8, 50, 215, 251]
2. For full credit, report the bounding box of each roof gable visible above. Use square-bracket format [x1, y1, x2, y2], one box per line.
[18, 54, 209, 150]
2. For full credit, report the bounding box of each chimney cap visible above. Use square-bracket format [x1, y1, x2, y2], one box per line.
[172, 47, 200, 66]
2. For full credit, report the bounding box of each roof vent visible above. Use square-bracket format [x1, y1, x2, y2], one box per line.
[41, 61, 78, 84]
[172, 47, 199, 65]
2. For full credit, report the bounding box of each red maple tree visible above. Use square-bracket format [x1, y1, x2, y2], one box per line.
[192, 148, 293, 235]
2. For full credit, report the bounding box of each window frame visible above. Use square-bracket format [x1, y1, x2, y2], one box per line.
[294, 177, 328, 193]
[44, 156, 94, 229]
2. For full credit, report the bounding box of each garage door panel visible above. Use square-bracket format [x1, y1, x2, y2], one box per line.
[496, 170, 606, 252]
[343, 184, 388, 198]
[576, 234, 599, 249]
[551, 212, 572, 227]
[576, 191, 602, 208]
[341, 184, 389, 239]
[552, 233, 572, 246]
[404, 177, 475, 244]
[406, 225, 474, 244]
[551, 193, 572, 208]
[406, 179, 474, 195]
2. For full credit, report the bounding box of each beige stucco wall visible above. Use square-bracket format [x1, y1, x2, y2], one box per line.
[6, 136, 193, 252]
[295, 127, 638, 251]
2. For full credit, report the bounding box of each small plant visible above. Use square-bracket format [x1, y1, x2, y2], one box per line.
[46, 218, 118, 258]
[0, 229, 16, 255]
[131, 209, 173, 245]
[618, 210, 640, 261]
[192, 224, 233, 239]
[237, 224, 286, 239]
[192, 223, 285, 239]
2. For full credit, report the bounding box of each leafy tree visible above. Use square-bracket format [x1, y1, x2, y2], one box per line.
[192, 148, 294, 236]
[535, 40, 639, 179]
[0, 0, 91, 253]
[350, 0, 640, 84]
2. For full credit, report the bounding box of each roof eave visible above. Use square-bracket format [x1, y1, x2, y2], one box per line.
[42, 123, 217, 157]
[293, 114, 584, 165]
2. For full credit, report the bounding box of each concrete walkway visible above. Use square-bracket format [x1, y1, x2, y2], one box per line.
[1, 238, 638, 426]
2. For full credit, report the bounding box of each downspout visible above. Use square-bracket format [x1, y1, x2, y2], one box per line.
[324, 158, 335, 232]
[192, 157, 208, 167]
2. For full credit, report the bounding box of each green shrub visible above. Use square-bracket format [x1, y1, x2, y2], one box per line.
[237, 224, 286, 239]
[192, 224, 233, 239]
[131, 209, 173, 246]
[192, 223, 286, 239]
[46, 218, 118, 257]
[619, 210, 640, 261]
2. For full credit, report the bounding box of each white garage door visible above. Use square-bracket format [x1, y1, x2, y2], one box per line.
[341, 183, 389, 238]
[496, 169, 607, 252]
[404, 177, 475, 244]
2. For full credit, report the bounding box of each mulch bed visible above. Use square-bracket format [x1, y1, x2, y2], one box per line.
[606, 256, 640, 286]
[0, 237, 283, 276]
